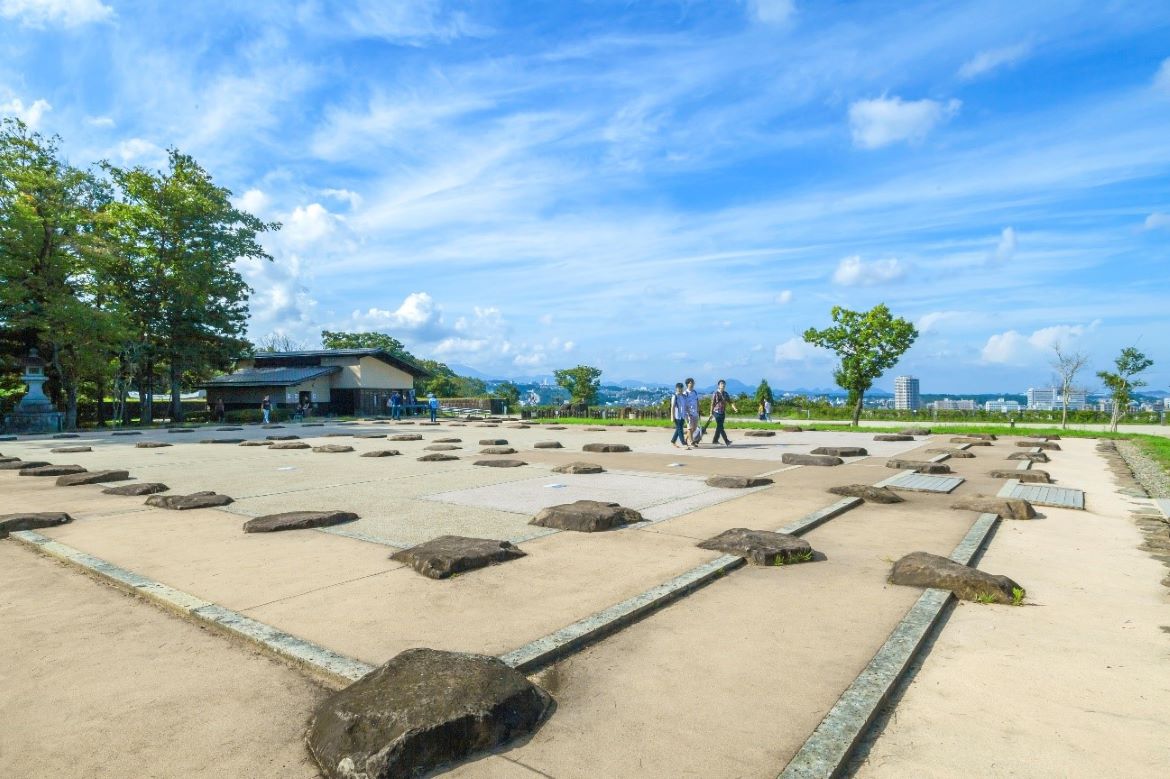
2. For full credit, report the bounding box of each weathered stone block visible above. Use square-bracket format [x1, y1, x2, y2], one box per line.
[135, 442, 171, 448]
[478, 439, 509, 446]
[1007, 451, 1049, 463]
[145, 491, 234, 510]
[551, 462, 604, 474]
[705, 475, 774, 489]
[390, 536, 527, 579]
[828, 484, 905, 503]
[389, 434, 424, 441]
[534, 441, 563, 449]
[313, 444, 355, 453]
[900, 427, 932, 436]
[1017, 440, 1061, 450]
[811, 446, 868, 457]
[530, 500, 644, 532]
[50, 446, 92, 453]
[201, 438, 245, 444]
[238, 440, 272, 447]
[1, 512, 72, 538]
[479, 446, 517, 455]
[873, 434, 913, 442]
[781, 426, 804, 432]
[361, 449, 402, 457]
[266, 434, 300, 441]
[926, 448, 975, 458]
[306, 648, 551, 779]
[102, 482, 168, 496]
[582, 443, 631, 453]
[698, 527, 814, 565]
[886, 459, 952, 474]
[424, 444, 461, 451]
[474, 459, 526, 468]
[950, 438, 992, 445]
[269, 441, 311, 450]
[890, 551, 1022, 603]
[990, 469, 1051, 483]
[781, 453, 842, 466]
[354, 433, 387, 439]
[56, 470, 130, 486]
[950, 494, 1037, 519]
[0, 460, 49, 470]
[418, 453, 459, 462]
[432, 438, 462, 443]
[244, 510, 358, 533]
[20, 464, 86, 477]
[743, 430, 775, 437]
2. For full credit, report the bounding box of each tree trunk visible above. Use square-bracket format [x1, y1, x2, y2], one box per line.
[169, 358, 184, 423]
[1109, 405, 1122, 434]
[851, 392, 864, 426]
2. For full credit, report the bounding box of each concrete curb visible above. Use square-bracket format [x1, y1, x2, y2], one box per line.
[500, 497, 863, 673]
[8, 531, 375, 688]
[777, 511, 1000, 778]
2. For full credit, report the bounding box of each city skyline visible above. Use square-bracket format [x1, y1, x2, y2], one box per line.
[2, 1, 1167, 392]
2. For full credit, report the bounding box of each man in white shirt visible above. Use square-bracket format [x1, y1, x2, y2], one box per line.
[684, 377, 700, 445]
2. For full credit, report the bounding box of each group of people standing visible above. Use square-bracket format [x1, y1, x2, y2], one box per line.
[669, 378, 739, 449]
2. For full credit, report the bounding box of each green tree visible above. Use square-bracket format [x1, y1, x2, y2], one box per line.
[803, 304, 918, 426]
[554, 364, 602, 406]
[0, 118, 121, 428]
[495, 381, 520, 408]
[104, 150, 276, 423]
[755, 379, 773, 406]
[1096, 346, 1153, 433]
[320, 330, 410, 355]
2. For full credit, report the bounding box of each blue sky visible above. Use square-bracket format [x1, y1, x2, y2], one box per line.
[3, 0, 1168, 393]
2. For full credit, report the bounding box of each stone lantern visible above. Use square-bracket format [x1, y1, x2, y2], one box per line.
[3, 348, 64, 433]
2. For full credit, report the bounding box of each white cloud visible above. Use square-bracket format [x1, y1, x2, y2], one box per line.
[0, 96, 52, 129]
[774, 336, 825, 362]
[562, 340, 575, 352]
[236, 188, 270, 216]
[321, 188, 363, 209]
[980, 320, 1100, 364]
[239, 252, 318, 344]
[916, 310, 963, 334]
[848, 96, 960, 149]
[1155, 58, 1170, 95]
[85, 115, 115, 128]
[348, 292, 446, 340]
[331, 0, 488, 44]
[958, 43, 1031, 80]
[775, 289, 793, 305]
[114, 137, 164, 164]
[745, 0, 795, 25]
[0, 0, 112, 28]
[283, 203, 341, 247]
[1143, 212, 1170, 230]
[513, 351, 545, 367]
[831, 255, 908, 286]
[993, 226, 1017, 261]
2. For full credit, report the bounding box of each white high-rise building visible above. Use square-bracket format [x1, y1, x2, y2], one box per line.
[1027, 386, 1088, 411]
[894, 375, 921, 411]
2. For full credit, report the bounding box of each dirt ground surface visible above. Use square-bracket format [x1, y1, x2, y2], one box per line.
[1, 422, 1166, 778]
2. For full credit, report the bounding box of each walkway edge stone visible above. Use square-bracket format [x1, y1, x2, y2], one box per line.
[7, 531, 374, 688]
[777, 511, 1000, 779]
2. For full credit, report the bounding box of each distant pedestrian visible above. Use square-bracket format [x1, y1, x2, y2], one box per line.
[427, 392, 439, 422]
[214, 397, 225, 423]
[669, 383, 688, 448]
[684, 377, 700, 446]
[390, 390, 403, 420]
[260, 395, 271, 424]
[758, 400, 766, 421]
[710, 380, 738, 446]
[764, 398, 772, 422]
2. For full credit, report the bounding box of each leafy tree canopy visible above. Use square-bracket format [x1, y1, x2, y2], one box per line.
[803, 303, 918, 425]
[1097, 346, 1153, 433]
[554, 364, 602, 405]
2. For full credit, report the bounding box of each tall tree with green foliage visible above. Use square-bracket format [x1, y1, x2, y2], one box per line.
[803, 304, 918, 426]
[104, 150, 276, 422]
[1096, 346, 1153, 433]
[320, 330, 410, 355]
[495, 381, 520, 409]
[0, 118, 121, 428]
[554, 364, 602, 406]
[754, 379, 773, 406]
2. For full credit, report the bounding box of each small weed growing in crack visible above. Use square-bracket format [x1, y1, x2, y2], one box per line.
[974, 592, 998, 604]
[1011, 587, 1026, 606]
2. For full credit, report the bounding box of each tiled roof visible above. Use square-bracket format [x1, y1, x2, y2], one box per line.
[251, 349, 429, 377]
[200, 365, 341, 388]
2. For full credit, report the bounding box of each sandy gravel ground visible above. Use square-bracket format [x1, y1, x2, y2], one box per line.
[0, 543, 325, 779]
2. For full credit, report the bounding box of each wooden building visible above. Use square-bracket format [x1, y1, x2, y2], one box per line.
[201, 349, 430, 416]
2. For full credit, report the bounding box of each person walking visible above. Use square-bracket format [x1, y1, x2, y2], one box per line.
[260, 395, 271, 424]
[427, 392, 439, 422]
[710, 380, 738, 446]
[390, 390, 403, 421]
[764, 398, 773, 422]
[669, 383, 688, 448]
[683, 377, 700, 446]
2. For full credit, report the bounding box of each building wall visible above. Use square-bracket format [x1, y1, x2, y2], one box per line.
[279, 375, 334, 405]
[320, 355, 415, 390]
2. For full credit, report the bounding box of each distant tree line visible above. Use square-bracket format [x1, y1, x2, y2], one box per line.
[0, 118, 275, 427]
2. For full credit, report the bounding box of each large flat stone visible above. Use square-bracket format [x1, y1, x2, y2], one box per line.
[361, 449, 402, 457]
[951, 494, 1037, 520]
[102, 482, 169, 496]
[781, 453, 842, 466]
[243, 510, 359, 533]
[582, 443, 631, 453]
[551, 462, 605, 474]
[424, 444, 461, 451]
[306, 648, 550, 779]
[890, 551, 1022, 604]
[473, 459, 527, 468]
[20, 464, 86, 477]
[926, 448, 975, 458]
[266, 435, 301, 441]
[990, 469, 1051, 483]
[55, 470, 130, 486]
[697, 528, 814, 565]
[886, 459, 952, 474]
[828, 484, 905, 503]
[145, 491, 234, 510]
[743, 430, 775, 437]
[873, 434, 913, 442]
[479, 446, 517, 455]
[900, 427, 932, 436]
[950, 438, 992, 445]
[705, 475, 774, 489]
[238, 440, 272, 447]
[0, 456, 20, 464]
[389, 434, 424, 441]
[1008, 451, 1050, 463]
[354, 433, 387, 439]
[432, 438, 462, 443]
[418, 453, 459, 462]
[534, 441, 563, 449]
[312, 444, 355, 453]
[811, 446, 868, 457]
[530, 500, 645, 532]
[478, 439, 509, 446]
[390, 535, 527, 579]
[269, 441, 311, 450]
[50, 446, 92, 453]
[1018, 440, 1061, 450]
[0, 460, 50, 470]
[0, 512, 73, 538]
[135, 442, 171, 448]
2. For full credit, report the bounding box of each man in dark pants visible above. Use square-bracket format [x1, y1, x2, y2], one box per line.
[710, 379, 738, 446]
[669, 383, 688, 449]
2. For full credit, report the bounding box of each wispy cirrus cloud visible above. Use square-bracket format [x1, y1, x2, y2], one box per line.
[958, 42, 1032, 80]
[0, 0, 112, 28]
